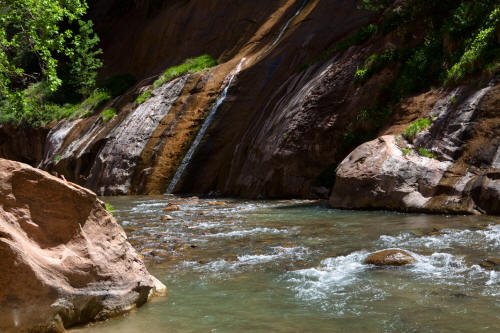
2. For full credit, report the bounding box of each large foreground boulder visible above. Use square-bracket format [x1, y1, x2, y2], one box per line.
[0, 158, 162, 332]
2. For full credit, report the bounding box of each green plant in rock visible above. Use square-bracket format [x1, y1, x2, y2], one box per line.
[402, 147, 412, 155]
[54, 154, 62, 162]
[417, 147, 437, 159]
[445, 8, 500, 84]
[403, 117, 432, 142]
[100, 108, 116, 123]
[134, 55, 218, 105]
[153, 55, 218, 88]
[135, 89, 153, 105]
[105, 203, 115, 216]
[355, 48, 397, 83]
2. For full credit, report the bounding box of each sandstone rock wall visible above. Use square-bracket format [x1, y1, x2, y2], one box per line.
[330, 80, 500, 215]
[0, 159, 159, 332]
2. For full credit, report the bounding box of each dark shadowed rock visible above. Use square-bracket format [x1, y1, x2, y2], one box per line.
[0, 158, 165, 332]
[364, 249, 417, 266]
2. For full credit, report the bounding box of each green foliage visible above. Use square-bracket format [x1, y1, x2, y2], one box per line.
[355, 48, 397, 83]
[417, 147, 437, 159]
[134, 55, 218, 105]
[100, 108, 116, 123]
[54, 154, 62, 162]
[135, 88, 153, 105]
[0, 0, 102, 95]
[402, 148, 411, 155]
[105, 202, 115, 216]
[153, 55, 218, 88]
[445, 8, 500, 84]
[98, 74, 137, 98]
[0, 87, 110, 126]
[403, 117, 432, 142]
[0, 0, 103, 126]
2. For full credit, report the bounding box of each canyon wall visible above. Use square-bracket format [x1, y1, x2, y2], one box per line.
[1, 0, 499, 214]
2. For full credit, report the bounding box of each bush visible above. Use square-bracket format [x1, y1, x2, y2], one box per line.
[417, 148, 437, 159]
[135, 89, 153, 105]
[101, 108, 116, 123]
[445, 8, 500, 84]
[0, 88, 110, 126]
[403, 118, 432, 141]
[153, 55, 218, 88]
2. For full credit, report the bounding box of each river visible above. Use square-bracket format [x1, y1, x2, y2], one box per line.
[72, 196, 499, 332]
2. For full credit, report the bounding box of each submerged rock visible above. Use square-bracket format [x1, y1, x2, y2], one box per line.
[364, 249, 417, 266]
[480, 258, 500, 270]
[0, 158, 164, 332]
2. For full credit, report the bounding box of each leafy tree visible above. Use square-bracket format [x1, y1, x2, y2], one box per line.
[0, 0, 102, 124]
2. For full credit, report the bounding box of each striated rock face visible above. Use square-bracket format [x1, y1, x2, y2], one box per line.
[364, 249, 417, 266]
[0, 158, 160, 332]
[330, 135, 452, 212]
[330, 81, 500, 215]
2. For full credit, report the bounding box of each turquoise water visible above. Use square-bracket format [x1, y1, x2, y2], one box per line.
[72, 196, 500, 332]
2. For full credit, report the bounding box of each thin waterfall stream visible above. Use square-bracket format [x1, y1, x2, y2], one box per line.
[257, 0, 309, 59]
[166, 0, 309, 193]
[166, 60, 245, 193]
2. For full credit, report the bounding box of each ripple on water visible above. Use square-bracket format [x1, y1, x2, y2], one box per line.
[378, 224, 500, 251]
[285, 245, 499, 315]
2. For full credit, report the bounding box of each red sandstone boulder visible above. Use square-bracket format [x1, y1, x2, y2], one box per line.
[0, 158, 164, 332]
[364, 249, 417, 266]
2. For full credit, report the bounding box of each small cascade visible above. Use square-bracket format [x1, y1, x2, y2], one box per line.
[257, 0, 309, 60]
[166, 59, 246, 193]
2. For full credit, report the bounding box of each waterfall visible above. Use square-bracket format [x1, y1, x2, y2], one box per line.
[166, 60, 245, 193]
[257, 0, 309, 60]
[165, 0, 309, 194]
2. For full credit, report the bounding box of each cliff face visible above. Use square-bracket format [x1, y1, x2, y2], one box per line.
[330, 80, 500, 215]
[1, 0, 499, 214]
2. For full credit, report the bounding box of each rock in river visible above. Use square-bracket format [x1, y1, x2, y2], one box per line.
[364, 249, 417, 266]
[0, 158, 165, 332]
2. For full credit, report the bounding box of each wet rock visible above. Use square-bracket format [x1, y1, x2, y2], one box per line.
[163, 206, 179, 212]
[330, 84, 500, 215]
[364, 249, 417, 266]
[224, 255, 240, 262]
[330, 135, 452, 212]
[479, 258, 500, 270]
[0, 159, 162, 332]
[161, 215, 174, 221]
[149, 276, 168, 299]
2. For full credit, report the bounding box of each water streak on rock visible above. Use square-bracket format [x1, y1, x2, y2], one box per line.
[166, 60, 246, 193]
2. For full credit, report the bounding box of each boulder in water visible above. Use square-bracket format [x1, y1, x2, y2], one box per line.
[0, 158, 163, 332]
[364, 249, 417, 266]
[480, 258, 500, 270]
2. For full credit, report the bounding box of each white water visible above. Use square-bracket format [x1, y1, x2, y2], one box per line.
[166, 59, 246, 193]
[257, 0, 309, 59]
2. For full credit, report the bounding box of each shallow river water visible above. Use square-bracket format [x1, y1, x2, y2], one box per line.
[72, 196, 500, 333]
